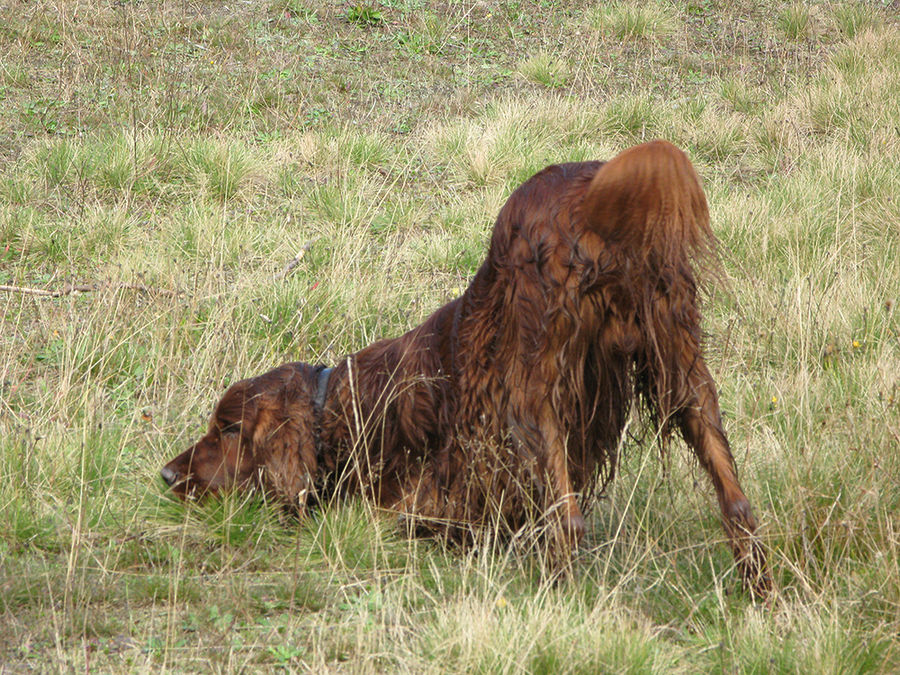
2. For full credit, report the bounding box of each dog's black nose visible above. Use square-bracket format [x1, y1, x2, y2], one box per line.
[160, 466, 179, 486]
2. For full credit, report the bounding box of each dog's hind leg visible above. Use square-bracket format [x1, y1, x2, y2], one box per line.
[676, 355, 772, 598]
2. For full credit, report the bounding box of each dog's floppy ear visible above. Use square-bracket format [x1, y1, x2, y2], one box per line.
[246, 392, 319, 515]
[257, 419, 316, 515]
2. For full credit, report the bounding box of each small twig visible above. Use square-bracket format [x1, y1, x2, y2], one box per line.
[0, 281, 180, 298]
[276, 238, 319, 280]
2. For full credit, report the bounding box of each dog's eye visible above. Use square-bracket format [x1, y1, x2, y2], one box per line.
[219, 421, 242, 435]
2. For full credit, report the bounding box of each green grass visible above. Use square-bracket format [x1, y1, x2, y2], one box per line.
[589, 1, 677, 41]
[778, 3, 813, 41]
[1, 0, 899, 672]
[518, 51, 573, 88]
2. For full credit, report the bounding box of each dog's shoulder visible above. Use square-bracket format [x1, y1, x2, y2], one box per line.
[516, 160, 605, 198]
[497, 161, 605, 224]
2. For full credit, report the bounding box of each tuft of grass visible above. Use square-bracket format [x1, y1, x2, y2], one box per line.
[832, 4, 879, 38]
[36, 139, 80, 189]
[686, 107, 748, 162]
[805, 73, 857, 134]
[517, 51, 572, 88]
[345, 4, 385, 26]
[719, 77, 762, 114]
[186, 139, 258, 202]
[778, 3, 812, 40]
[600, 95, 668, 142]
[589, 1, 677, 40]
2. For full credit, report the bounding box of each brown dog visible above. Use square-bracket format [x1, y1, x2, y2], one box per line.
[162, 141, 770, 596]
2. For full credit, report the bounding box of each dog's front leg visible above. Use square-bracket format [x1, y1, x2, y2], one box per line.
[508, 397, 585, 551]
[541, 405, 586, 549]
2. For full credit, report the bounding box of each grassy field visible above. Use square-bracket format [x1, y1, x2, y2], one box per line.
[1, 0, 899, 671]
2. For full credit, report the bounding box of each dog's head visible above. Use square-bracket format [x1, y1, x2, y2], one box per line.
[161, 363, 321, 508]
[161, 378, 264, 499]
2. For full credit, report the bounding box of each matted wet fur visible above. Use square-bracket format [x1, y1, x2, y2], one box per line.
[162, 141, 771, 597]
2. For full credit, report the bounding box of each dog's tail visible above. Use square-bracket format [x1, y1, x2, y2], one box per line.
[581, 140, 714, 272]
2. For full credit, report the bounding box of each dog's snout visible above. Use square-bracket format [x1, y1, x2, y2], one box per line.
[160, 466, 180, 486]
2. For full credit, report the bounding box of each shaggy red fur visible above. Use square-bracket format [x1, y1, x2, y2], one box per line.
[162, 141, 770, 596]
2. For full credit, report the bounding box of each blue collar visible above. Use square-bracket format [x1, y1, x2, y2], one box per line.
[315, 366, 333, 411]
